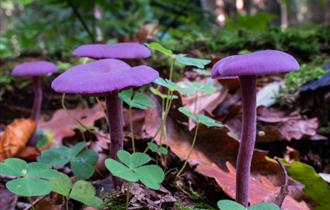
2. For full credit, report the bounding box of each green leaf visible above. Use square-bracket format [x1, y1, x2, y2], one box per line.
[148, 142, 159, 153]
[69, 180, 104, 209]
[193, 68, 211, 76]
[286, 161, 330, 210]
[47, 172, 71, 196]
[71, 150, 98, 180]
[27, 162, 59, 179]
[70, 142, 87, 157]
[150, 87, 178, 100]
[249, 203, 280, 210]
[147, 42, 174, 57]
[175, 54, 210, 68]
[135, 165, 165, 190]
[37, 147, 71, 167]
[0, 158, 27, 177]
[130, 152, 151, 168]
[119, 89, 155, 110]
[217, 200, 245, 210]
[178, 106, 198, 122]
[198, 115, 224, 127]
[154, 78, 194, 95]
[105, 159, 138, 182]
[159, 146, 168, 155]
[36, 129, 52, 149]
[6, 178, 52, 197]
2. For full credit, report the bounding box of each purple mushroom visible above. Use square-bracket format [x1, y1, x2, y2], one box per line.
[51, 59, 159, 162]
[12, 61, 57, 144]
[211, 50, 299, 207]
[72, 42, 151, 60]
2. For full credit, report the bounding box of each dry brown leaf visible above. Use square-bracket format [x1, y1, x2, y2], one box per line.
[0, 118, 35, 160]
[16, 146, 40, 161]
[144, 102, 310, 209]
[39, 104, 105, 146]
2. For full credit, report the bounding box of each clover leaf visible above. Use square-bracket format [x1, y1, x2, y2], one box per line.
[154, 77, 194, 95]
[175, 54, 211, 69]
[193, 68, 211, 76]
[148, 142, 168, 155]
[119, 89, 155, 110]
[217, 200, 280, 210]
[37, 142, 98, 179]
[150, 87, 178, 100]
[105, 150, 165, 190]
[147, 42, 174, 57]
[178, 106, 223, 127]
[0, 158, 59, 196]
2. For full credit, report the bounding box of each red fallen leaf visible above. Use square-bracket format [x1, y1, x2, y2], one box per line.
[257, 107, 324, 142]
[39, 104, 105, 146]
[0, 118, 35, 160]
[16, 146, 40, 161]
[144, 102, 311, 209]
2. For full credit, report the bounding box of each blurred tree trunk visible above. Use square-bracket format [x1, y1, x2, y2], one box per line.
[277, 0, 288, 29]
[200, 0, 226, 25]
[243, 0, 252, 14]
[325, 0, 330, 25]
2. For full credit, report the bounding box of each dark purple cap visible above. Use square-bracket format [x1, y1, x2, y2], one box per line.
[211, 50, 299, 79]
[12, 61, 57, 77]
[51, 59, 159, 94]
[72, 42, 151, 59]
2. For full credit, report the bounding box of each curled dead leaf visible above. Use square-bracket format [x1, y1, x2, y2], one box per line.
[0, 118, 35, 160]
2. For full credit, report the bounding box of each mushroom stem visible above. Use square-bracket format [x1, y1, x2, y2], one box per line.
[106, 92, 124, 160]
[236, 75, 257, 207]
[31, 76, 42, 121]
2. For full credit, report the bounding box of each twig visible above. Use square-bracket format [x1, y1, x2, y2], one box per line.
[274, 158, 289, 207]
[23, 196, 46, 210]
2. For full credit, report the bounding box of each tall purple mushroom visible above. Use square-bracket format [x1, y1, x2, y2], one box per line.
[51, 59, 159, 162]
[211, 50, 299, 207]
[12, 61, 57, 144]
[72, 42, 151, 60]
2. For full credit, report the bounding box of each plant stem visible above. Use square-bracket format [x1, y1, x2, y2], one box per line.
[176, 122, 200, 177]
[236, 76, 257, 207]
[128, 105, 135, 152]
[126, 183, 131, 210]
[28, 197, 36, 210]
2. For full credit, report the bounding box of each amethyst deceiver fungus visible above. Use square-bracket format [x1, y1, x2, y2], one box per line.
[12, 61, 57, 145]
[211, 50, 299, 207]
[51, 59, 159, 162]
[72, 42, 151, 60]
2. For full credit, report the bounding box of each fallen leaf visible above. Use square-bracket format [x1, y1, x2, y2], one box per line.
[39, 104, 105, 146]
[256, 81, 284, 107]
[0, 184, 17, 210]
[144, 101, 310, 209]
[0, 118, 35, 160]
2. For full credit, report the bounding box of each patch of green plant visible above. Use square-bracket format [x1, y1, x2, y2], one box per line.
[119, 88, 155, 110]
[148, 142, 168, 155]
[105, 150, 165, 190]
[284, 62, 327, 93]
[178, 106, 223, 128]
[37, 142, 98, 180]
[284, 161, 330, 210]
[217, 200, 279, 210]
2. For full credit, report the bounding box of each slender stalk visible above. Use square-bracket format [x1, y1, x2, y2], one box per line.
[176, 122, 200, 177]
[31, 76, 42, 121]
[236, 76, 257, 207]
[105, 92, 124, 160]
[128, 105, 135, 152]
[28, 197, 36, 210]
[28, 77, 42, 146]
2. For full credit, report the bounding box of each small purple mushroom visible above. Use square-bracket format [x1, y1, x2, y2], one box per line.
[72, 42, 151, 60]
[51, 59, 159, 162]
[211, 50, 299, 207]
[12, 61, 57, 144]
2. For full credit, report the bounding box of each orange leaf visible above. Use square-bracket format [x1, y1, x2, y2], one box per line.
[0, 118, 36, 160]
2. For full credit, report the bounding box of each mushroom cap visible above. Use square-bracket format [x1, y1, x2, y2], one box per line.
[72, 42, 151, 59]
[51, 58, 159, 95]
[12, 61, 57, 77]
[211, 50, 299, 79]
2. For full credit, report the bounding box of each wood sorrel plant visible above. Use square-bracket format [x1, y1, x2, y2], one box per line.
[146, 42, 211, 152]
[217, 200, 280, 210]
